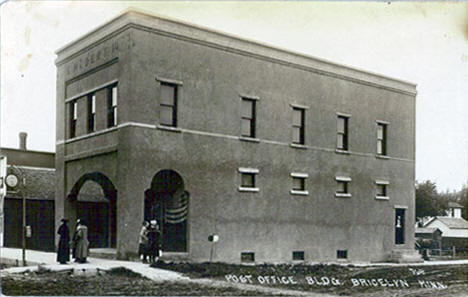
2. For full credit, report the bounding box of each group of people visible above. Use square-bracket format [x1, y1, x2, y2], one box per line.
[56, 218, 89, 264]
[56, 218, 161, 265]
[138, 220, 162, 264]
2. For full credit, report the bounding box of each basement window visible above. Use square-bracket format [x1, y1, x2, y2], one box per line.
[292, 251, 305, 261]
[337, 250, 348, 259]
[241, 252, 255, 263]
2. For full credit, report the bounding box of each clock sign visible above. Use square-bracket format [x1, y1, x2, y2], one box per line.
[5, 174, 19, 188]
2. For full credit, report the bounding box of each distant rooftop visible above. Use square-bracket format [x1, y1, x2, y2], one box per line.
[431, 217, 468, 229]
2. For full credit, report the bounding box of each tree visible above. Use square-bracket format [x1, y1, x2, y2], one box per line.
[415, 181, 447, 220]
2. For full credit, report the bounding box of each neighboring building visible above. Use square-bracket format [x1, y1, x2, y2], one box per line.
[415, 227, 442, 250]
[55, 10, 418, 262]
[1, 133, 55, 251]
[423, 202, 468, 249]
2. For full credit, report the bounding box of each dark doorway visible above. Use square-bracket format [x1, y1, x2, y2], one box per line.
[145, 170, 188, 252]
[395, 208, 405, 245]
[4, 198, 55, 251]
[68, 172, 117, 248]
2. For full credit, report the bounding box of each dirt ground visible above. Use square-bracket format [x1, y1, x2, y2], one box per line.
[1, 263, 467, 296]
[1, 267, 267, 296]
[154, 262, 468, 297]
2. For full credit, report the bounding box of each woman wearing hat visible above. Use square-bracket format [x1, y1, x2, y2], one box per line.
[57, 219, 70, 264]
[72, 219, 89, 263]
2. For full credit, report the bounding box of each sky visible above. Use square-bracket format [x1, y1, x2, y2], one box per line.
[1, 1, 467, 192]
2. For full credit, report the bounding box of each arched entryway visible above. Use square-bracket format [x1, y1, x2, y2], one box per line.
[145, 170, 189, 252]
[67, 172, 117, 248]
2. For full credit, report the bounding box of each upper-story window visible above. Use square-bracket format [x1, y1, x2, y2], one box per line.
[160, 82, 178, 127]
[107, 85, 118, 128]
[337, 115, 349, 151]
[292, 107, 305, 145]
[87, 93, 96, 133]
[377, 122, 388, 156]
[69, 100, 78, 138]
[241, 98, 256, 138]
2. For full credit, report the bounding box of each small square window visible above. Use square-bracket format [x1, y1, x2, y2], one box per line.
[337, 180, 348, 194]
[292, 177, 305, 191]
[241, 173, 255, 188]
[292, 251, 305, 261]
[377, 184, 387, 197]
[241, 252, 255, 263]
[337, 250, 348, 259]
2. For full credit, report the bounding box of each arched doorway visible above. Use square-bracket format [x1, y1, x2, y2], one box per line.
[68, 172, 117, 248]
[145, 170, 189, 252]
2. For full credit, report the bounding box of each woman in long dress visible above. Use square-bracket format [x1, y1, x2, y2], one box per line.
[147, 220, 161, 264]
[73, 219, 89, 263]
[56, 219, 70, 264]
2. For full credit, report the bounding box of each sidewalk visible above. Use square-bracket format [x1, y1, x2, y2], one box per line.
[0, 247, 335, 297]
[0, 247, 188, 282]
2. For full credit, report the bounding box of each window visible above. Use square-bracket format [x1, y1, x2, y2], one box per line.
[375, 180, 389, 200]
[87, 93, 96, 133]
[241, 173, 255, 188]
[107, 85, 118, 127]
[377, 184, 387, 196]
[160, 83, 178, 127]
[290, 173, 308, 195]
[69, 100, 77, 138]
[337, 250, 348, 259]
[335, 176, 351, 198]
[395, 208, 405, 244]
[337, 115, 349, 151]
[292, 107, 305, 144]
[238, 168, 259, 192]
[241, 98, 256, 138]
[292, 251, 305, 261]
[377, 122, 387, 155]
[241, 252, 255, 263]
[292, 177, 305, 191]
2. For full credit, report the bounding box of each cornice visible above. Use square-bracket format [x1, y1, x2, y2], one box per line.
[55, 9, 417, 96]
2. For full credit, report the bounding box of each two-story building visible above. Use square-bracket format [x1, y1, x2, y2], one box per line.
[55, 10, 418, 263]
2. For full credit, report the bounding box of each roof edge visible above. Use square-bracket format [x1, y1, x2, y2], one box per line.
[55, 8, 417, 95]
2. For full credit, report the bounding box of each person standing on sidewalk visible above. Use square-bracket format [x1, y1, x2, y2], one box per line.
[138, 221, 149, 263]
[147, 220, 161, 264]
[57, 219, 70, 264]
[72, 219, 89, 263]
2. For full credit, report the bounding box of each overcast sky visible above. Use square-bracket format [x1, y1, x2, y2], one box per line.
[1, 1, 467, 191]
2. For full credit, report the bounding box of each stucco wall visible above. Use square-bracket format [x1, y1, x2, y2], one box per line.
[55, 12, 416, 262]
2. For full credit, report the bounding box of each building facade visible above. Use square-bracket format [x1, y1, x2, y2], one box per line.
[55, 11, 417, 262]
[1, 133, 56, 251]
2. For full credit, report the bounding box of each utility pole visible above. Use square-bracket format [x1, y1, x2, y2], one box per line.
[21, 174, 26, 266]
[6, 165, 26, 266]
